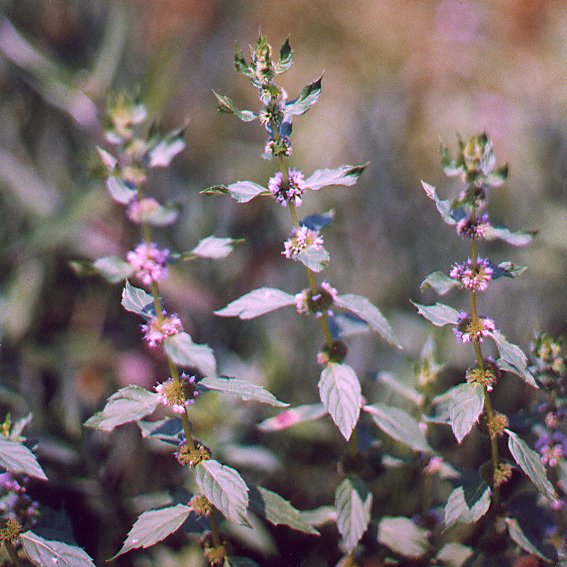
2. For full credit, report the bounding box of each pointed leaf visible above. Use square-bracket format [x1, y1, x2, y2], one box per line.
[448, 383, 485, 443]
[505, 518, 554, 563]
[195, 459, 249, 525]
[113, 504, 191, 558]
[296, 245, 329, 272]
[202, 180, 269, 203]
[164, 332, 216, 377]
[258, 403, 327, 432]
[304, 164, 367, 191]
[375, 372, 423, 407]
[328, 313, 370, 340]
[199, 376, 288, 407]
[506, 429, 557, 500]
[492, 261, 527, 280]
[318, 363, 361, 440]
[335, 294, 400, 347]
[300, 210, 335, 231]
[335, 477, 372, 553]
[444, 484, 491, 527]
[0, 438, 47, 480]
[421, 181, 456, 225]
[214, 91, 258, 122]
[484, 225, 535, 247]
[377, 517, 429, 559]
[285, 76, 322, 116]
[148, 128, 186, 168]
[412, 301, 461, 326]
[121, 281, 155, 319]
[93, 256, 133, 283]
[491, 331, 538, 387]
[137, 417, 183, 445]
[84, 385, 160, 431]
[274, 37, 293, 74]
[363, 404, 433, 453]
[435, 543, 474, 567]
[97, 147, 117, 171]
[420, 271, 459, 295]
[215, 288, 296, 320]
[20, 531, 95, 567]
[225, 558, 260, 567]
[106, 175, 137, 204]
[140, 202, 179, 227]
[190, 236, 240, 259]
[249, 485, 318, 535]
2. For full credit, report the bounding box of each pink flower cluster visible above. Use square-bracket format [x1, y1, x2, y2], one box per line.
[283, 226, 324, 260]
[127, 242, 169, 286]
[295, 282, 338, 318]
[127, 197, 161, 224]
[450, 257, 493, 292]
[456, 214, 490, 239]
[453, 312, 496, 343]
[155, 373, 198, 414]
[268, 168, 305, 207]
[141, 313, 183, 347]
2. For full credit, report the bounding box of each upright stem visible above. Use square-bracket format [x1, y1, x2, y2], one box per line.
[4, 541, 23, 567]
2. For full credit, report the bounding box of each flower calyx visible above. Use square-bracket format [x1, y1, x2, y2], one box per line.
[295, 282, 338, 318]
[176, 441, 211, 468]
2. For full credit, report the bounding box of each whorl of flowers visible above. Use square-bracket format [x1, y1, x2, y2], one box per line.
[295, 282, 338, 318]
[450, 257, 493, 292]
[127, 242, 170, 286]
[456, 213, 491, 240]
[155, 374, 198, 414]
[283, 226, 324, 260]
[268, 169, 305, 207]
[452, 312, 495, 343]
[141, 313, 183, 347]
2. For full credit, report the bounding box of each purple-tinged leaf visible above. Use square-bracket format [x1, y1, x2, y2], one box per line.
[201, 181, 269, 203]
[375, 372, 423, 406]
[93, 256, 133, 283]
[121, 281, 154, 319]
[412, 301, 461, 326]
[335, 477, 372, 553]
[148, 127, 186, 168]
[490, 331, 538, 387]
[296, 245, 330, 272]
[506, 429, 557, 500]
[285, 76, 322, 116]
[112, 504, 191, 558]
[421, 181, 456, 225]
[377, 517, 430, 559]
[141, 202, 179, 227]
[215, 288, 296, 320]
[106, 175, 136, 204]
[335, 294, 400, 347]
[300, 210, 335, 231]
[21, 531, 95, 566]
[164, 332, 217, 377]
[491, 261, 527, 280]
[0, 438, 47, 480]
[444, 484, 491, 527]
[258, 403, 327, 432]
[318, 363, 361, 440]
[213, 91, 258, 122]
[189, 236, 241, 260]
[304, 164, 367, 191]
[447, 383, 485, 443]
[96, 147, 117, 171]
[435, 543, 473, 567]
[199, 375, 288, 407]
[484, 225, 535, 247]
[274, 37, 293, 74]
[505, 518, 555, 563]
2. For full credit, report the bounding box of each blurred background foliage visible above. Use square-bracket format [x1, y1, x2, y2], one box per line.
[0, 1, 566, 564]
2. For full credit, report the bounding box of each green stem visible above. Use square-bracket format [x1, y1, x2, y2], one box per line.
[209, 509, 222, 547]
[4, 541, 23, 567]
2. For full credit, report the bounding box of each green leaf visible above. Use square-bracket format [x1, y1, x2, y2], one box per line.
[484, 225, 535, 247]
[335, 294, 400, 348]
[258, 403, 327, 432]
[420, 271, 459, 295]
[113, 504, 191, 558]
[304, 164, 367, 191]
[0, 438, 47, 480]
[412, 301, 461, 326]
[506, 429, 557, 500]
[189, 236, 240, 260]
[213, 91, 258, 122]
[435, 543, 474, 567]
[485, 165, 509, 187]
[335, 477, 372, 553]
[444, 484, 491, 527]
[121, 281, 154, 318]
[195, 459, 249, 525]
[421, 181, 456, 225]
[285, 76, 322, 116]
[363, 403, 433, 453]
[225, 558, 260, 567]
[505, 518, 554, 563]
[93, 255, 133, 283]
[375, 372, 423, 407]
[215, 287, 296, 320]
[494, 261, 527, 279]
[137, 417, 183, 445]
[199, 375, 288, 407]
[249, 485, 318, 535]
[20, 531, 95, 567]
[201, 180, 270, 203]
[164, 332, 217, 377]
[490, 331, 538, 387]
[106, 175, 136, 204]
[296, 245, 330, 272]
[377, 517, 429, 559]
[274, 37, 292, 74]
[447, 383, 485, 443]
[301, 505, 337, 527]
[84, 385, 160, 432]
[148, 127, 186, 168]
[318, 363, 361, 441]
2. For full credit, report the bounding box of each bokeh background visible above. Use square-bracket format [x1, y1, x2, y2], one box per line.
[0, 1, 566, 565]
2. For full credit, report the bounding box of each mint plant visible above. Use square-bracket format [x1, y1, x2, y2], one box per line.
[86, 94, 322, 566]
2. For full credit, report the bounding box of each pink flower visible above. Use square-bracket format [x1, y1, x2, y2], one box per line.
[127, 242, 169, 286]
[456, 213, 490, 239]
[155, 373, 198, 414]
[450, 257, 493, 292]
[295, 282, 338, 318]
[141, 313, 183, 347]
[283, 226, 324, 260]
[127, 198, 161, 224]
[453, 312, 495, 343]
[268, 168, 305, 207]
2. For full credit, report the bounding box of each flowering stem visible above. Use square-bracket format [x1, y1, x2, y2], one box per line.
[4, 541, 22, 567]
[209, 509, 222, 547]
